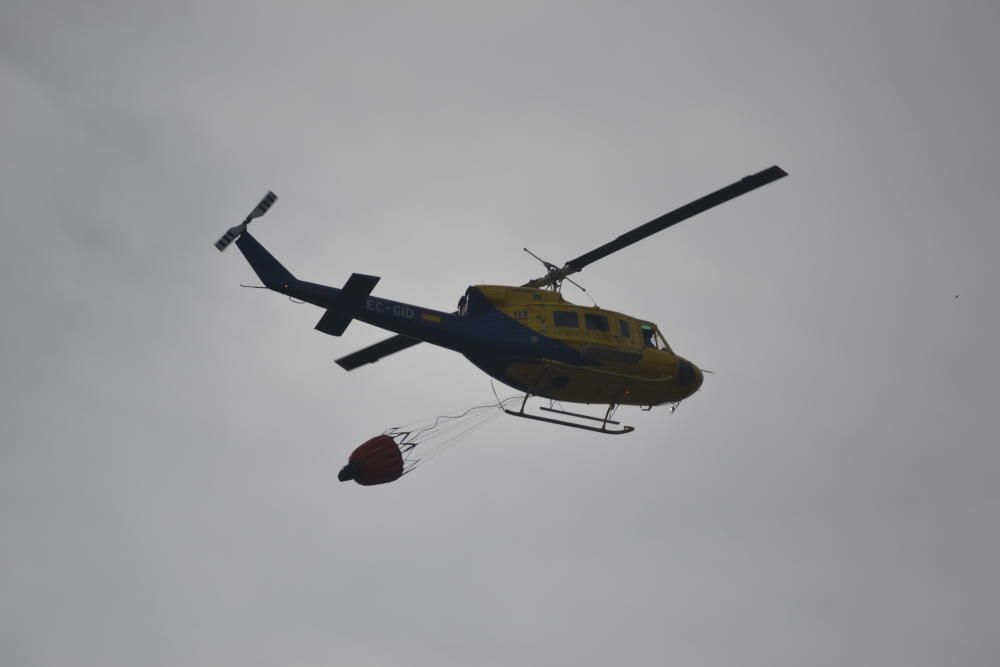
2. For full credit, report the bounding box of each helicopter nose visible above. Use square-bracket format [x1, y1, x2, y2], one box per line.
[692, 364, 704, 391]
[677, 359, 704, 392]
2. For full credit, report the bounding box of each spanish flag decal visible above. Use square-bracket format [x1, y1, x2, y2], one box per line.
[420, 312, 441, 324]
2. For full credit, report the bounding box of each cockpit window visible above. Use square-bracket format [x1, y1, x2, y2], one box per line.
[641, 324, 656, 348]
[641, 324, 673, 352]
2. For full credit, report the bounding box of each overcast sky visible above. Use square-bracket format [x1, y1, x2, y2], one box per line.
[2, 2, 999, 666]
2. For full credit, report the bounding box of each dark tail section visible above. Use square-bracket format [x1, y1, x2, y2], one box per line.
[235, 232, 297, 291]
[216, 193, 427, 367]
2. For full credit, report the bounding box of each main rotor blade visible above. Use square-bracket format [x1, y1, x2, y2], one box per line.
[567, 165, 787, 273]
[335, 334, 422, 371]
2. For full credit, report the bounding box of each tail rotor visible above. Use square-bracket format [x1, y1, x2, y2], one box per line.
[215, 191, 278, 251]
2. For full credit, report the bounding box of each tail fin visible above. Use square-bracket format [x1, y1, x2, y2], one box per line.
[214, 191, 295, 291]
[235, 232, 296, 290]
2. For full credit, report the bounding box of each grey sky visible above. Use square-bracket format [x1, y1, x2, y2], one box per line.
[2, 2, 999, 665]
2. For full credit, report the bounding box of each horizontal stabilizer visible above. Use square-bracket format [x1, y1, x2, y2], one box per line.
[336, 334, 422, 370]
[315, 310, 353, 337]
[337, 273, 380, 309]
[314, 273, 381, 338]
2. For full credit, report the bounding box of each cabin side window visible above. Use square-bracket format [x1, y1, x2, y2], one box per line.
[553, 310, 579, 328]
[618, 320, 630, 338]
[584, 313, 610, 332]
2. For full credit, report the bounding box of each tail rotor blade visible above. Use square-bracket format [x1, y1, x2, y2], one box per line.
[215, 191, 278, 252]
[215, 223, 247, 252]
[247, 191, 278, 221]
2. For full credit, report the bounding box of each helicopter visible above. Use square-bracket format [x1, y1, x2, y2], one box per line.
[215, 165, 787, 434]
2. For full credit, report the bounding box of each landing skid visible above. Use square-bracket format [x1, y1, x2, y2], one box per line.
[504, 395, 635, 435]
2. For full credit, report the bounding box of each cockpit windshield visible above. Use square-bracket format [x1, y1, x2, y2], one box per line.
[640, 324, 655, 348]
[640, 323, 672, 352]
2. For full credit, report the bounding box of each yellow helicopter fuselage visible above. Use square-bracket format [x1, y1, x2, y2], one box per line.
[462, 285, 703, 406]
